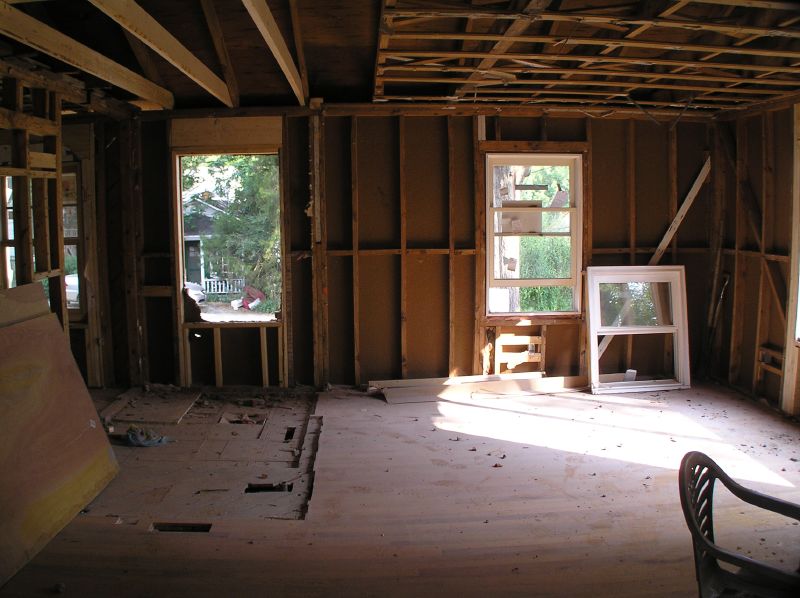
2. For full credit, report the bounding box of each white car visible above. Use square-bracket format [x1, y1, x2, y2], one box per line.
[65, 274, 79, 308]
[184, 281, 206, 303]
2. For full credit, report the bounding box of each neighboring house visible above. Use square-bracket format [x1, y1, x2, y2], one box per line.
[182, 190, 244, 297]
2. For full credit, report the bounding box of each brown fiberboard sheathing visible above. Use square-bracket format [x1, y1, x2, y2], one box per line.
[0, 312, 118, 584]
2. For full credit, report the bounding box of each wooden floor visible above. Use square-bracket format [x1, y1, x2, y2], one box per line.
[3, 383, 800, 597]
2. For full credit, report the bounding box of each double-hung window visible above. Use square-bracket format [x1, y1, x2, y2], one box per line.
[486, 153, 582, 315]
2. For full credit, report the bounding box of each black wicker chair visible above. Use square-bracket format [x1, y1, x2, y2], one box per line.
[679, 451, 800, 597]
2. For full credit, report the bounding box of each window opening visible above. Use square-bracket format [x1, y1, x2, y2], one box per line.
[486, 153, 582, 315]
[180, 154, 281, 323]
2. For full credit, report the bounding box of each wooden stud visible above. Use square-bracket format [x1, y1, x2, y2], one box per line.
[279, 118, 293, 386]
[260, 326, 269, 387]
[626, 121, 636, 369]
[780, 104, 800, 415]
[399, 116, 408, 379]
[310, 114, 328, 385]
[448, 116, 456, 375]
[31, 178, 50, 274]
[473, 116, 486, 375]
[351, 117, 361, 384]
[753, 114, 775, 392]
[213, 326, 223, 387]
[729, 120, 747, 385]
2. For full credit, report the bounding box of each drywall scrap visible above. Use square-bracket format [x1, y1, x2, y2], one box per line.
[0, 286, 119, 585]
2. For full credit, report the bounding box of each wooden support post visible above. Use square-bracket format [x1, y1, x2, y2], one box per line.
[310, 113, 328, 386]
[121, 119, 145, 385]
[399, 116, 408, 379]
[704, 124, 727, 376]
[668, 127, 678, 263]
[45, 92, 66, 331]
[780, 104, 800, 415]
[260, 326, 269, 387]
[625, 120, 636, 368]
[351, 117, 361, 384]
[753, 114, 774, 393]
[448, 116, 456, 376]
[31, 178, 49, 274]
[279, 120, 293, 386]
[729, 120, 747, 386]
[473, 115, 486, 374]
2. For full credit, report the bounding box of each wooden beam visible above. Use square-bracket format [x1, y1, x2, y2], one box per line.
[389, 32, 800, 61]
[287, 0, 309, 102]
[200, 0, 240, 108]
[382, 50, 800, 76]
[0, 1, 173, 109]
[381, 76, 783, 97]
[88, 0, 231, 107]
[689, 0, 800, 9]
[385, 8, 800, 41]
[650, 156, 711, 265]
[242, 0, 306, 106]
[380, 64, 800, 89]
[123, 29, 164, 86]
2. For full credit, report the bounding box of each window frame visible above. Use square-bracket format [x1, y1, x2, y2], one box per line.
[485, 152, 583, 316]
[175, 150, 284, 324]
[586, 265, 691, 394]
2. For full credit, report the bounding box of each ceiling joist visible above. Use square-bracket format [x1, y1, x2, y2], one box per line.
[380, 51, 800, 76]
[384, 8, 800, 41]
[242, 0, 306, 106]
[88, 0, 232, 107]
[388, 32, 800, 62]
[0, 0, 174, 109]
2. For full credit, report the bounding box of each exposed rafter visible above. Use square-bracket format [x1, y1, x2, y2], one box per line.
[200, 0, 240, 108]
[87, 0, 232, 107]
[0, 0, 174, 109]
[242, 0, 306, 106]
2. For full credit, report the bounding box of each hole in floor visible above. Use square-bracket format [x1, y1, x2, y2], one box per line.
[283, 426, 296, 442]
[245, 482, 294, 493]
[151, 522, 212, 533]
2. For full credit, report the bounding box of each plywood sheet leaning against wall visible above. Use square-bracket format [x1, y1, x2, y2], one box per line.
[0, 285, 118, 584]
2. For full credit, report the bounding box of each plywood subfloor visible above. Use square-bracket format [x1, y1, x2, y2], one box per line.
[3, 384, 800, 597]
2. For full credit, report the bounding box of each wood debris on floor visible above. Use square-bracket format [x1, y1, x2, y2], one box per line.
[90, 387, 319, 522]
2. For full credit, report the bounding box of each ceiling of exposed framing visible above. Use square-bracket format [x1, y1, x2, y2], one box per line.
[1, 0, 799, 117]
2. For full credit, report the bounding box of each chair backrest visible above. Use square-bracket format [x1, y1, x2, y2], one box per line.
[679, 451, 800, 590]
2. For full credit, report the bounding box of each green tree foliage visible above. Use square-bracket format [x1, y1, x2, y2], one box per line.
[515, 165, 573, 312]
[181, 154, 282, 312]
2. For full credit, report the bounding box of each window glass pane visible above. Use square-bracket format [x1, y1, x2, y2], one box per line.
[494, 236, 571, 281]
[489, 285, 574, 314]
[63, 206, 79, 238]
[492, 164, 570, 208]
[65, 244, 79, 309]
[599, 281, 673, 327]
[494, 210, 570, 234]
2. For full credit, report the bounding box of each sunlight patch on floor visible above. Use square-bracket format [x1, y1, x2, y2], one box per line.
[432, 392, 793, 488]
